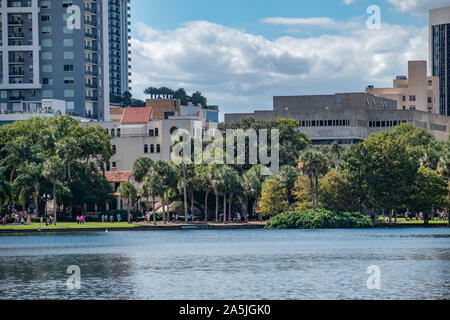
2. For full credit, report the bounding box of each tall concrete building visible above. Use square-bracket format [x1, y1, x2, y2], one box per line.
[0, 0, 131, 121]
[429, 6, 450, 116]
[366, 61, 440, 114]
[108, 0, 131, 98]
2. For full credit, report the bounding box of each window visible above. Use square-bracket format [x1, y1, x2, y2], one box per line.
[155, 128, 159, 136]
[112, 162, 117, 168]
[402, 106, 406, 110]
[64, 77, 74, 84]
[40, 1, 51, 8]
[112, 145, 116, 153]
[41, 52, 52, 60]
[63, 27, 73, 34]
[41, 15, 51, 22]
[64, 65, 74, 71]
[42, 90, 53, 98]
[428, 97, 432, 103]
[428, 80, 432, 86]
[409, 95, 416, 102]
[335, 96, 342, 104]
[64, 90, 74, 98]
[111, 128, 115, 137]
[41, 39, 52, 47]
[144, 144, 148, 153]
[42, 77, 52, 85]
[41, 26, 51, 34]
[149, 129, 154, 137]
[156, 144, 161, 153]
[42, 64, 52, 72]
[63, 39, 73, 47]
[402, 96, 406, 102]
[64, 51, 74, 59]
[117, 129, 121, 137]
[150, 144, 154, 153]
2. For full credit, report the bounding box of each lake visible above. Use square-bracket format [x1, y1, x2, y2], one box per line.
[0, 228, 449, 300]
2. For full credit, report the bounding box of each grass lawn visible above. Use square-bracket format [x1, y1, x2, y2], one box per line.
[0, 222, 141, 231]
[377, 217, 448, 225]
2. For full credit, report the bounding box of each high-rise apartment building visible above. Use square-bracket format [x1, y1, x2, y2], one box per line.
[0, 0, 131, 121]
[429, 6, 450, 116]
[108, 0, 131, 98]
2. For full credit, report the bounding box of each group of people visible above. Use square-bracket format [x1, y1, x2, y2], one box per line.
[101, 213, 121, 223]
[1, 213, 35, 226]
[76, 215, 87, 224]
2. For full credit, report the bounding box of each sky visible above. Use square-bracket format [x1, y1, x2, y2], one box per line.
[128, 0, 450, 120]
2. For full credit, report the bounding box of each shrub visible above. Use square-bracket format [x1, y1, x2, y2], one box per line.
[265, 209, 373, 229]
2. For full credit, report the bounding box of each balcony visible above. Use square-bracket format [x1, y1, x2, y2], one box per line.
[85, 45, 97, 51]
[85, 32, 97, 39]
[85, 70, 98, 77]
[85, 57, 98, 64]
[9, 70, 25, 76]
[85, 83, 98, 89]
[7, 0, 31, 8]
[9, 57, 24, 63]
[9, 96, 25, 101]
[86, 96, 98, 101]
[8, 32, 24, 38]
[8, 20, 24, 26]
[84, 19, 97, 27]
[84, 6, 97, 14]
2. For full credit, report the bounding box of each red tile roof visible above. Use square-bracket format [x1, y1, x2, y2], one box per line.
[121, 107, 152, 123]
[105, 171, 132, 183]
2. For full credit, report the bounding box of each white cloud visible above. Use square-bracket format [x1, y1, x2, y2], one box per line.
[343, 0, 357, 4]
[261, 17, 359, 30]
[386, 0, 449, 14]
[130, 20, 428, 119]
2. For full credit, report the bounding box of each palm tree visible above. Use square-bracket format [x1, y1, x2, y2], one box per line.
[132, 157, 154, 183]
[42, 156, 65, 223]
[0, 168, 11, 214]
[242, 165, 266, 221]
[143, 168, 164, 225]
[278, 165, 299, 210]
[117, 181, 137, 224]
[195, 164, 213, 222]
[209, 164, 222, 222]
[298, 151, 329, 209]
[0, 140, 38, 183]
[154, 161, 177, 224]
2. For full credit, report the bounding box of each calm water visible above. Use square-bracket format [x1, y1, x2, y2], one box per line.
[0, 228, 449, 300]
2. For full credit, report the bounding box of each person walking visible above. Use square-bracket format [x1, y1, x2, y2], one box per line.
[117, 213, 121, 223]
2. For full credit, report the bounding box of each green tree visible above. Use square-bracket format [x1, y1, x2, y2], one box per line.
[277, 165, 299, 209]
[292, 175, 313, 210]
[117, 181, 137, 224]
[142, 168, 163, 225]
[257, 177, 289, 217]
[298, 151, 328, 209]
[132, 157, 154, 183]
[0, 168, 11, 214]
[318, 171, 353, 212]
[409, 166, 447, 224]
[154, 161, 177, 223]
[42, 156, 65, 223]
[195, 164, 213, 222]
[241, 165, 266, 221]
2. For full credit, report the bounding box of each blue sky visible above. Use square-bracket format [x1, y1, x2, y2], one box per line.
[128, 0, 449, 119]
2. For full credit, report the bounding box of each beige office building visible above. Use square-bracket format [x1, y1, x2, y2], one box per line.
[366, 61, 440, 114]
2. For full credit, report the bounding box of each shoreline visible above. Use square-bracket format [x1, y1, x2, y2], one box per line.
[0, 221, 448, 235]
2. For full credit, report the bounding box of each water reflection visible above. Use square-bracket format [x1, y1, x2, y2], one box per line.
[0, 228, 449, 300]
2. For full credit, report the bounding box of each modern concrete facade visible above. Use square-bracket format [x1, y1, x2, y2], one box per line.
[108, 0, 131, 97]
[366, 61, 440, 114]
[225, 93, 450, 144]
[430, 6, 450, 116]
